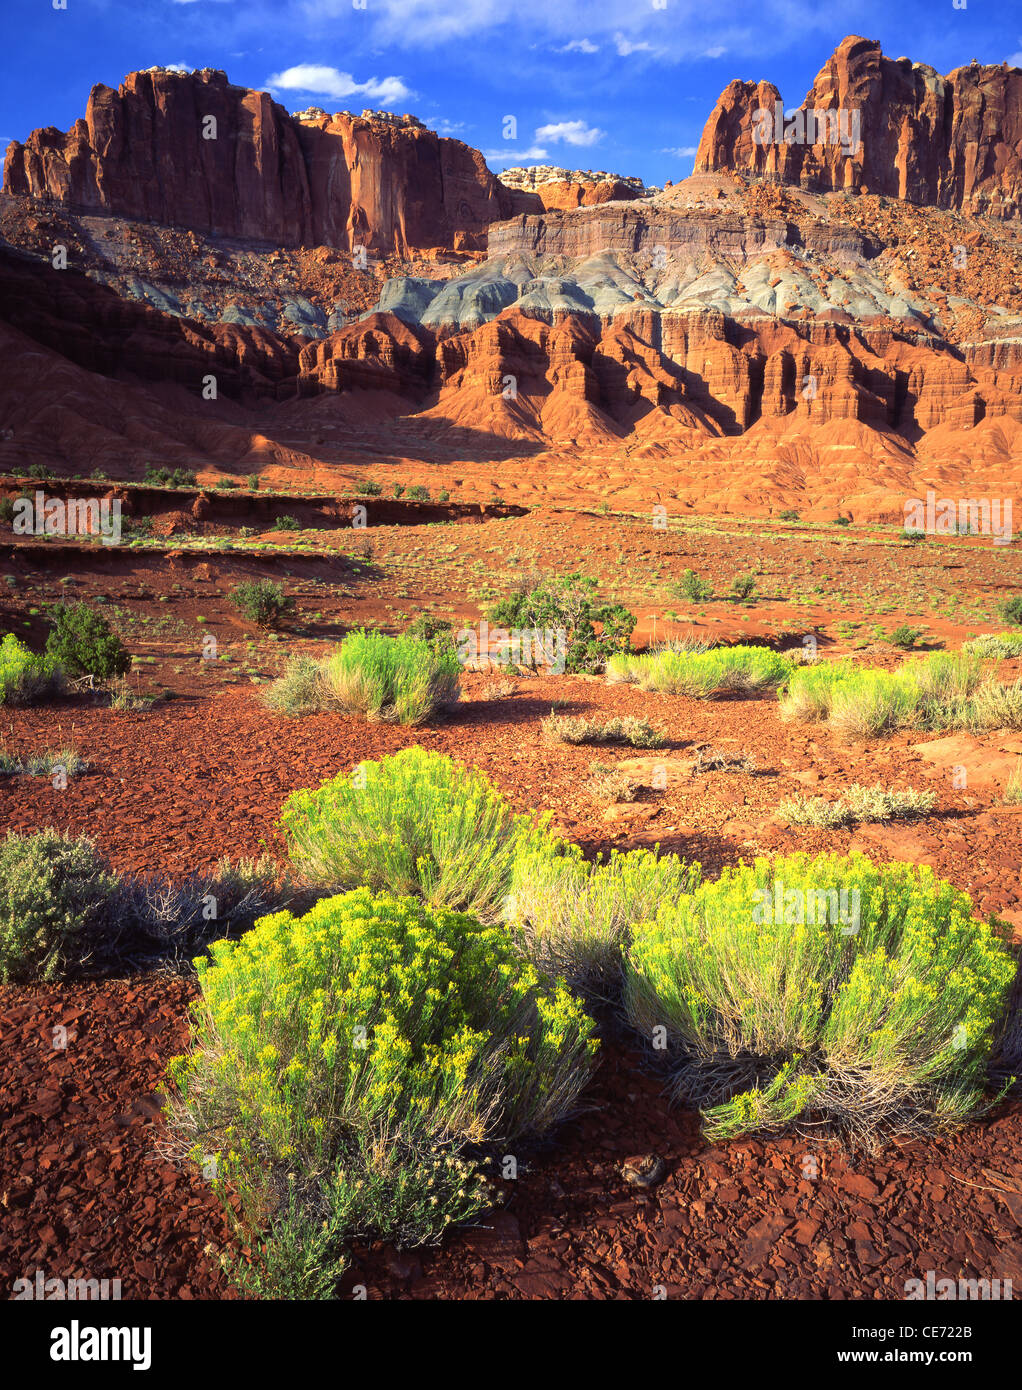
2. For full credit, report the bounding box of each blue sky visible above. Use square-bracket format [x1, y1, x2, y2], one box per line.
[2, 1, 1021, 188]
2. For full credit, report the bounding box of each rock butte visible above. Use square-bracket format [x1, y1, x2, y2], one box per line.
[1, 36, 1021, 520]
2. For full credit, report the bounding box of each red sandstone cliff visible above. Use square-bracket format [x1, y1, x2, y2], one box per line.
[695, 35, 1022, 217]
[2, 68, 514, 254]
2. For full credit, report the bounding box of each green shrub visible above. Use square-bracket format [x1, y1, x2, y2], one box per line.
[675, 569, 713, 603]
[900, 528, 926, 542]
[833, 516, 852, 526]
[889, 625, 923, 650]
[263, 655, 329, 716]
[166, 888, 597, 1294]
[1000, 597, 1022, 627]
[0, 633, 64, 704]
[280, 747, 558, 922]
[730, 573, 757, 602]
[781, 652, 986, 740]
[247, 474, 260, 491]
[321, 629, 459, 725]
[144, 465, 197, 487]
[355, 481, 382, 497]
[778, 510, 800, 523]
[623, 852, 1015, 1144]
[540, 712, 664, 748]
[406, 485, 430, 501]
[275, 515, 302, 531]
[608, 644, 791, 698]
[404, 614, 454, 650]
[44, 602, 131, 681]
[508, 846, 700, 995]
[229, 580, 295, 628]
[0, 830, 116, 983]
[489, 572, 635, 674]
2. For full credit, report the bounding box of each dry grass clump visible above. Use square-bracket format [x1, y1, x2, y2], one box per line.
[541, 712, 665, 748]
[586, 763, 641, 804]
[692, 746, 757, 774]
[778, 784, 936, 828]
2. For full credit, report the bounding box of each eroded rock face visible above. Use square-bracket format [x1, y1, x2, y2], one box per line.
[2, 68, 514, 254]
[695, 35, 1022, 217]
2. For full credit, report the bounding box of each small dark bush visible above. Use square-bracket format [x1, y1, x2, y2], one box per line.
[1000, 596, 1022, 627]
[274, 515, 302, 532]
[45, 602, 131, 681]
[355, 481, 383, 497]
[229, 580, 295, 628]
[731, 573, 757, 602]
[676, 569, 713, 603]
[489, 572, 635, 673]
[778, 509, 800, 522]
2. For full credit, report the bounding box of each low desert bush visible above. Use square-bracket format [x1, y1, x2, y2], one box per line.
[889, 625, 923, 650]
[608, 644, 791, 698]
[964, 631, 1022, 659]
[0, 746, 87, 777]
[274, 514, 302, 531]
[263, 655, 330, 717]
[0, 829, 289, 981]
[0, 830, 116, 983]
[675, 569, 713, 603]
[541, 712, 664, 748]
[45, 602, 131, 681]
[488, 572, 635, 673]
[778, 784, 936, 828]
[321, 630, 460, 725]
[730, 572, 757, 602]
[0, 633, 64, 705]
[999, 596, 1022, 627]
[692, 746, 757, 775]
[229, 580, 295, 628]
[165, 888, 597, 1295]
[280, 747, 559, 922]
[586, 764, 641, 805]
[623, 852, 1015, 1144]
[507, 846, 700, 996]
[969, 678, 1022, 732]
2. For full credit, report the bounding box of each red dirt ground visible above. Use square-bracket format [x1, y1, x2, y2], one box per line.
[3, 510, 1022, 1300]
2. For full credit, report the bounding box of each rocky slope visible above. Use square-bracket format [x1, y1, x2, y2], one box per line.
[2, 67, 513, 255]
[695, 35, 1022, 218]
[499, 165, 649, 211]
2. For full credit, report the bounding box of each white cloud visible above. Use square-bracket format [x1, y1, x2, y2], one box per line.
[662, 146, 697, 157]
[483, 146, 549, 164]
[1009, 48, 1022, 68]
[434, 118, 467, 136]
[703, 45, 727, 58]
[266, 64, 413, 107]
[558, 39, 598, 54]
[163, 63, 193, 73]
[535, 119, 604, 147]
[614, 33, 654, 56]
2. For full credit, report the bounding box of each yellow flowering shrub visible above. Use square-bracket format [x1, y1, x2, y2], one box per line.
[279, 746, 563, 922]
[624, 852, 1016, 1143]
[167, 887, 597, 1294]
